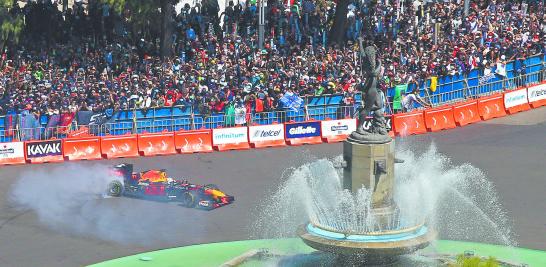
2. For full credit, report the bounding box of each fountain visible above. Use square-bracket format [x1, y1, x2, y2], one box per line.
[297, 43, 436, 265]
[297, 138, 437, 265]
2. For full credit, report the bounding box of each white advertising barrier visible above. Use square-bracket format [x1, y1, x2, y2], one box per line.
[0, 142, 24, 159]
[528, 84, 546, 103]
[248, 124, 285, 143]
[321, 119, 357, 142]
[212, 127, 248, 150]
[504, 88, 528, 108]
[0, 141, 26, 165]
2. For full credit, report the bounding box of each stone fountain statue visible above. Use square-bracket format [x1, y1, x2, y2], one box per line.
[348, 38, 391, 144]
[298, 38, 436, 265]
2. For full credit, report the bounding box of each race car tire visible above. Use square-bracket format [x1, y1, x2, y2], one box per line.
[204, 184, 219, 190]
[107, 180, 123, 197]
[181, 191, 197, 208]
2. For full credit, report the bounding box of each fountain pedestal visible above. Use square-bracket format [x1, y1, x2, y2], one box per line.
[343, 140, 397, 229]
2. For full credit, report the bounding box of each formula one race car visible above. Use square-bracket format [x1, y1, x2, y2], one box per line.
[106, 163, 234, 210]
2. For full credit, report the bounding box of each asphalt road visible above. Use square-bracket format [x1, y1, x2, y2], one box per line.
[0, 107, 544, 267]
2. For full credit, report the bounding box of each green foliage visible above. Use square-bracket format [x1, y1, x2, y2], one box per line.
[101, 0, 127, 14]
[1, 1, 24, 46]
[0, 0, 14, 9]
[448, 254, 500, 267]
[100, 0, 162, 40]
[100, 0, 160, 17]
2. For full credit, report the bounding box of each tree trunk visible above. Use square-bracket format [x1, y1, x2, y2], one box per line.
[160, 0, 174, 58]
[328, 0, 349, 46]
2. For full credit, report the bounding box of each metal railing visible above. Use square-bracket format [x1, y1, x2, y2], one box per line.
[425, 70, 543, 107]
[4, 106, 364, 140]
[0, 125, 74, 142]
[416, 54, 544, 103]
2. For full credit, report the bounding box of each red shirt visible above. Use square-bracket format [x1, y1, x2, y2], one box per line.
[255, 98, 264, 113]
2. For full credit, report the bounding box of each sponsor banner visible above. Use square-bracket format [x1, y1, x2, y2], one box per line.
[212, 127, 248, 145]
[0, 142, 24, 159]
[528, 84, 546, 103]
[249, 124, 285, 142]
[26, 140, 62, 158]
[285, 121, 321, 139]
[321, 119, 356, 137]
[363, 115, 392, 132]
[504, 89, 528, 108]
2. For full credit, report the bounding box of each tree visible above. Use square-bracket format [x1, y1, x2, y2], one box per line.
[159, 0, 175, 58]
[328, 0, 349, 46]
[101, 0, 174, 58]
[1, 0, 24, 54]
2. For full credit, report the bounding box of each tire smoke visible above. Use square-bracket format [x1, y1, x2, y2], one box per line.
[9, 163, 193, 246]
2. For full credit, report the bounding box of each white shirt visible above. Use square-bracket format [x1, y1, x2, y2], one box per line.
[234, 106, 246, 125]
[495, 62, 507, 77]
[402, 94, 418, 111]
[484, 66, 492, 76]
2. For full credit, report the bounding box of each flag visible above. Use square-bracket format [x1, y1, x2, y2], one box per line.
[57, 113, 75, 134]
[279, 92, 304, 111]
[76, 110, 94, 125]
[479, 73, 495, 85]
[18, 111, 40, 141]
[88, 110, 115, 135]
[430, 76, 438, 92]
[4, 114, 16, 137]
[393, 84, 408, 111]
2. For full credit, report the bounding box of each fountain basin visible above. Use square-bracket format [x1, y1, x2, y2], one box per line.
[298, 223, 437, 263]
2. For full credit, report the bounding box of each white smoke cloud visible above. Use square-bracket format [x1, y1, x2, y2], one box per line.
[9, 163, 197, 246]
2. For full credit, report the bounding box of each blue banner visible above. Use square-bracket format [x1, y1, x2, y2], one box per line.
[279, 92, 304, 111]
[285, 121, 321, 139]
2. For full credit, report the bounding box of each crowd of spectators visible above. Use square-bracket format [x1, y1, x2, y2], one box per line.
[1, 0, 545, 118]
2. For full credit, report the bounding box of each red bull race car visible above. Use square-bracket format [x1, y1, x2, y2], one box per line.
[107, 163, 234, 210]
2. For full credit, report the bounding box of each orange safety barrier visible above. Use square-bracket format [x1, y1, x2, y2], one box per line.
[504, 88, 530, 114]
[452, 100, 481, 127]
[100, 134, 139, 158]
[424, 106, 456, 132]
[0, 142, 26, 165]
[285, 121, 323, 145]
[63, 137, 102, 161]
[527, 83, 546, 108]
[248, 123, 286, 148]
[477, 94, 506, 120]
[321, 118, 356, 143]
[212, 127, 251, 151]
[174, 129, 213, 153]
[137, 132, 176, 156]
[25, 139, 64, 164]
[392, 111, 427, 136]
